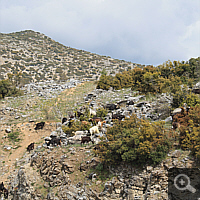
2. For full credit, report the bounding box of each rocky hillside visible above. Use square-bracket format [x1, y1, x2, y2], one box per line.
[6, 147, 197, 200]
[1, 77, 200, 199]
[0, 30, 141, 83]
[0, 80, 198, 199]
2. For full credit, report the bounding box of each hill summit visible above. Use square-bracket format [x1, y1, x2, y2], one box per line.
[0, 30, 140, 84]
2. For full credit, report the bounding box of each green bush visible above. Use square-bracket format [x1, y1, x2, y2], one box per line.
[175, 105, 200, 160]
[80, 123, 91, 131]
[8, 131, 21, 142]
[96, 57, 200, 96]
[95, 115, 172, 166]
[96, 107, 108, 118]
[62, 121, 81, 137]
[0, 79, 23, 99]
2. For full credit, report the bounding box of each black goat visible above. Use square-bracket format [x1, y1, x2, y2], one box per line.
[34, 122, 45, 130]
[81, 136, 94, 145]
[62, 117, 68, 124]
[0, 182, 4, 192]
[27, 142, 34, 153]
[75, 111, 84, 118]
[0, 182, 8, 199]
[104, 103, 119, 111]
[112, 113, 125, 121]
[47, 137, 61, 146]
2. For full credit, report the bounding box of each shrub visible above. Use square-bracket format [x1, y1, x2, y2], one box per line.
[80, 123, 91, 131]
[176, 105, 200, 160]
[8, 131, 21, 143]
[96, 107, 108, 118]
[62, 121, 81, 137]
[95, 115, 172, 166]
[0, 79, 23, 99]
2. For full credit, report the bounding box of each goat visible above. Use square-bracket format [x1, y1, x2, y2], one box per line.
[81, 121, 89, 126]
[27, 142, 34, 153]
[104, 103, 119, 111]
[89, 108, 96, 116]
[127, 100, 134, 105]
[0, 182, 4, 192]
[112, 113, 125, 121]
[89, 126, 99, 136]
[89, 117, 103, 125]
[97, 120, 106, 130]
[75, 111, 84, 118]
[34, 122, 45, 130]
[0, 182, 8, 199]
[192, 88, 200, 94]
[3, 188, 8, 199]
[81, 136, 94, 145]
[47, 137, 61, 146]
[62, 117, 68, 124]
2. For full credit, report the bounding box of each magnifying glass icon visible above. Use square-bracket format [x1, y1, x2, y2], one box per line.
[174, 174, 196, 193]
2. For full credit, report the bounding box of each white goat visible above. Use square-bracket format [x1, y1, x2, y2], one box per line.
[89, 126, 99, 136]
[89, 108, 96, 116]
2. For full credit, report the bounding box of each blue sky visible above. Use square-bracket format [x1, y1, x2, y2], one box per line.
[0, 0, 199, 65]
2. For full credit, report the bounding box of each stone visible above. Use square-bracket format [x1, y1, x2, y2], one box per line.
[50, 131, 58, 137]
[147, 166, 153, 172]
[5, 128, 11, 133]
[96, 180, 102, 185]
[104, 181, 113, 193]
[172, 150, 181, 158]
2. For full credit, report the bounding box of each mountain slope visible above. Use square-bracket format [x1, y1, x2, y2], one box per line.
[0, 30, 141, 83]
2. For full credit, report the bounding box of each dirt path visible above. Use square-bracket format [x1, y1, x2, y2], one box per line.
[0, 121, 56, 182]
[0, 81, 94, 183]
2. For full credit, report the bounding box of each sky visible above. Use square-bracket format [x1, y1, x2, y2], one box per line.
[0, 0, 200, 66]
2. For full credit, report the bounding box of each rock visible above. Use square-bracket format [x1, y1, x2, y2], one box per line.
[96, 180, 102, 185]
[147, 166, 153, 172]
[164, 116, 172, 122]
[50, 131, 58, 137]
[172, 108, 182, 115]
[5, 128, 11, 133]
[104, 181, 113, 193]
[56, 122, 62, 128]
[74, 131, 86, 136]
[172, 150, 181, 158]
[80, 163, 88, 171]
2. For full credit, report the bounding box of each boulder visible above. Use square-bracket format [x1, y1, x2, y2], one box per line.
[5, 128, 11, 133]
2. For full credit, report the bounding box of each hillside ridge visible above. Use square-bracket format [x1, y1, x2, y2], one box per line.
[0, 30, 141, 83]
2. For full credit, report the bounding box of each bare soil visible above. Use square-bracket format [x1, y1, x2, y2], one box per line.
[0, 82, 96, 185]
[0, 121, 57, 182]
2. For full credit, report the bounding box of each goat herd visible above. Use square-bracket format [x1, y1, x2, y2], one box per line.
[1, 103, 187, 199]
[25, 104, 126, 153]
[26, 102, 186, 154]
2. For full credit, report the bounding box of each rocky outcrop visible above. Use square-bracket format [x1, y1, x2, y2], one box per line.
[9, 166, 40, 200]
[21, 79, 82, 99]
[7, 148, 195, 200]
[84, 88, 173, 122]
